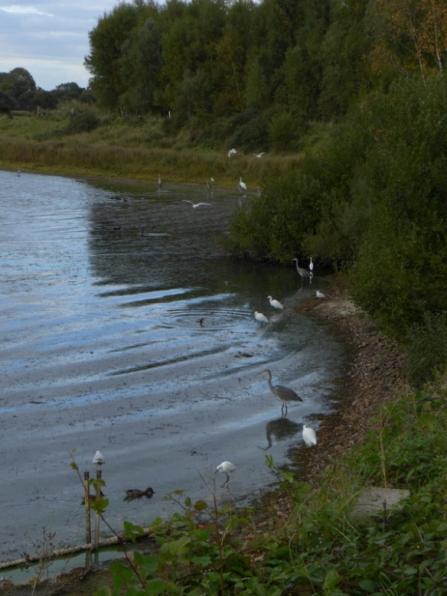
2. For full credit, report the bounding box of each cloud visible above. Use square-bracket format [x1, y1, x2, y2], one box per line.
[0, 5, 54, 17]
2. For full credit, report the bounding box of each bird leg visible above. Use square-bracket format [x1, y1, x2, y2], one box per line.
[221, 473, 230, 487]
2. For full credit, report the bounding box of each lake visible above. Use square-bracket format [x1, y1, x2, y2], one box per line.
[0, 169, 344, 563]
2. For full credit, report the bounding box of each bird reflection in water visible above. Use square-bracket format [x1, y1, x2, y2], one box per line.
[260, 417, 302, 450]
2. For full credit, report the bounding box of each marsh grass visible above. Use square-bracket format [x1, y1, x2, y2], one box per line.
[0, 111, 304, 187]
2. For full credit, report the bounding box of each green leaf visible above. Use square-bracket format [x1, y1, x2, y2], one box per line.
[323, 568, 341, 590]
[193, 499, 208, 511]
[145, 579, 165, 595]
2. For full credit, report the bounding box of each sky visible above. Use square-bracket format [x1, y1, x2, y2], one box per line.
[0, 1, 126, 91]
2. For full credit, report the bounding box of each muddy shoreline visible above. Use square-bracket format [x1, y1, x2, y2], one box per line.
[0, 281, 407, 595]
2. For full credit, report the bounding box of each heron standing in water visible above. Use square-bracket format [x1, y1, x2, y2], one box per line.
[267, 296, 283, 310]
[292, 258, 311, 282]
[259, 369, 303, 416]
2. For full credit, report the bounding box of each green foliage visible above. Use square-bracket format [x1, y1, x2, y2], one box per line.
[64, 109, 100, 135]
[404, 312, 447, 388]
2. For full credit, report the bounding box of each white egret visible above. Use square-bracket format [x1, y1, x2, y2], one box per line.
[238, 177, 247, 192]
[182, 200, 212, 208]
[292, 258, 310, 281]
[259, 369, 303, 416]
[215, 461, 236, 486]
[253, 152, 265, 158]
[254, 311, 269, 324]
[228, 148, 237, 158]
[309, 257, 314, 272]
[302, 425, 317, 446]
[316, 291, 326, 298]
[158, 174, 162, 190]
[92, 450, 104, 465]
[267, 296, 283, 310]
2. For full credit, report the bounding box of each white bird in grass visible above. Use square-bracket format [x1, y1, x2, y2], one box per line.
[182, 200, 212, 208]
[267, 296, 283, 310]
[302, 425, 317, 446]
[253, 152, 266, 158]
[316, 291, 326, 298]
[238, 177, 247, 192]
[215, 461, 236, 486]
[254, 311, 269, 324]
[228, 148, 237, 158]
[92, 450, 104, 465]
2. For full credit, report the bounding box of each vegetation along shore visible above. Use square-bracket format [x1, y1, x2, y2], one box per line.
[2, 0, 447, 592]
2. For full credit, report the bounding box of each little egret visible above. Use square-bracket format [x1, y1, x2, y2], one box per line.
[267, 296, 283, 310]
[228, 148, 237, 158]
[182, 200, 212, 208]
[292, 258, 310, 281]
[253, 152, 265, 158]
[309, 257, 314, 272]
[302, 425, 317, 446]
[125, 487, 154, 499]
[259, 369, 303, 416]
[215, 461, 236, 486]
[92, 450, 104, 465]
[238, 177, 247, 192]
[254, 311, 269, 324]
[316, 291, 326, 298]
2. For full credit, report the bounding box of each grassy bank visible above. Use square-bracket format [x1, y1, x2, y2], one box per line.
[0, 110, 303, 189]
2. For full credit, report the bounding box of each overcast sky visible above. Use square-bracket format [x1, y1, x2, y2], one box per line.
[0, 2, 125, 90]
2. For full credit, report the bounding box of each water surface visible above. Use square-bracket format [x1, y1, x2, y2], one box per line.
[0, 170, 343, 562]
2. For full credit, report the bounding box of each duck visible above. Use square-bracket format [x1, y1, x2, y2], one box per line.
[125, 487, 155, 500]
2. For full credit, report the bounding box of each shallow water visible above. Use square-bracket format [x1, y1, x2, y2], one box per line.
[0, 170, 344, 563]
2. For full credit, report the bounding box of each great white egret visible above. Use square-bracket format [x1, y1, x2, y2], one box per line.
[228, 148, 237, 158]
[267, 296, 283, 310]
[309, 257, 314, 272]
[259, 369, 303, 416]
[302, 425, 317, 446]
[316, 291, 326, 298]
[92, 450, 104, 465]
[292, 258, 310, 281]
[254, 311, 269, 324]
[182, 200, 212, 208]
[215, 461, 236, 486]
[253, 152, 266, 158]
[238, 177, 247, 192]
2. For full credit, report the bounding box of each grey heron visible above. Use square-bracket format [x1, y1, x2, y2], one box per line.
[215, 461, 236, 486]
[254, 311, 269, 324]
[259, 369, 303, 416]
[267, 296, 283, 310]
[292, 258, 310, 281]
[302, 425, 317, 446]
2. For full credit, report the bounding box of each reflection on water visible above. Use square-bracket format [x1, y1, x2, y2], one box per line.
[0, 170, 344, 563]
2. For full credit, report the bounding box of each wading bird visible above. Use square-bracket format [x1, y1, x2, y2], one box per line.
[182, 200, 212, 208]
[158, 174, 162, 190]
[125, 487, 154, 500]
[309, 257, 314, 273]
[215, 461, 236, 486]
[292, 258, 310, 282]
[92, 450, 104, 465]
[267, 296, 283, 310]
[302, 425, 317, 446]
[253, 152, 266, 158]
[254, 311, 269, 324]
[238, 177, 247, 192]
[316, 290, 326, 298]
[228, 148, 237, 158]
[259, 369, 303, 416]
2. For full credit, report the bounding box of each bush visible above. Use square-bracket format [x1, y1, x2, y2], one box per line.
[404, 312, 447, 387]
[65, 109, 100, 134]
